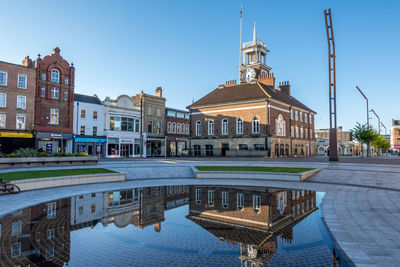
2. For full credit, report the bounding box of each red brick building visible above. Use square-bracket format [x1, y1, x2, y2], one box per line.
[188, 25, 316, 157]
[165, 107, 190, 156]
[0, 57, 36, 153]
[34, 48, 75, 153]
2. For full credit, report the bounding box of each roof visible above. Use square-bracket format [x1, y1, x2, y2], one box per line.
[189, 81, 315, 113]
[74, 93, 102, 105]
[166, 107, 189, 114]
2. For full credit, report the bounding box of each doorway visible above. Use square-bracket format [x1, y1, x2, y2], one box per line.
[88, 145, 93, 155]
[221, 143, 229, 156]
[121, 144, 130, 157]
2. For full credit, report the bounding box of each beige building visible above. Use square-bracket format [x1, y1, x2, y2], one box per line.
[132, 87, 166, 156]
[0, 57, 36, 153]
[315, 127, 361, 156]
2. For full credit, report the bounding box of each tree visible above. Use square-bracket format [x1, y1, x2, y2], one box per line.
[371, 135, 390, 155]
[351, 123, 378, 157]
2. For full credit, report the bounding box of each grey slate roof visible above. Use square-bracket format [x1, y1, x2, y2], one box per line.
[74, 93, 102, 105]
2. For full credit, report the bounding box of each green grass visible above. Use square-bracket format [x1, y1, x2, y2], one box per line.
[195, 166, 313, 173]
[0, 168, 117, 182]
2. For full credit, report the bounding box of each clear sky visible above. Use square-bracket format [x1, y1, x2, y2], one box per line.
[1, 0, 399, 132]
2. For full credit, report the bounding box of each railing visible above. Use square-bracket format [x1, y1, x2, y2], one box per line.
[242, 40, 266, 49]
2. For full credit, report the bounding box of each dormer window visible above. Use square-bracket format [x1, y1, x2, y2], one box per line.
[51, 69, 59, 83]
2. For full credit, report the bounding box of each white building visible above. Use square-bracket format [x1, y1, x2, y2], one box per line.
[73, 94, 107, 156]
[71, 193, 104, 227]
[103, 95, 145, 157]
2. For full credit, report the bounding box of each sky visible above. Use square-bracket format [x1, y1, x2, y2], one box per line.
[1, 0, 399, 132]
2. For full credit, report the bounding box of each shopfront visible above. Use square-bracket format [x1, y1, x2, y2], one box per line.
[107, 137, 143, 158]
[0, 131, 35, 154]
[36, 132, 73, 154]
[146, 136, 166, 157]
[167, 137, 188, 156]
[74, 136, 107, 157]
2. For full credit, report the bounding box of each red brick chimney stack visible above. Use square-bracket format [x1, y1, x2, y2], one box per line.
[225, 80, 237, 86]
[258, 72, 275, 87]
[278, 81, 291, 95]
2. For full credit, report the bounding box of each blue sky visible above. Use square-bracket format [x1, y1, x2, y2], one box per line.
[1, 0, 399, 132]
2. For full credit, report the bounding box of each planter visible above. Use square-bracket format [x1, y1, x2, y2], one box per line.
[0, 156, 98, 169]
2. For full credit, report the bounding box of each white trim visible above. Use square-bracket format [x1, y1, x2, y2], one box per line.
[192, 105, 266, 115]
[190, 210, 269, 226]
[270, 105, 290, 113]
[0, 71, 8, 86]
[0, 92, 6, 108]
[190, 99, 267, 109]
[17, 75, 27, 89]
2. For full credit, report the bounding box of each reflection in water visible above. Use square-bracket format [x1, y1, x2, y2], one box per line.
[0, 185, 348, 266]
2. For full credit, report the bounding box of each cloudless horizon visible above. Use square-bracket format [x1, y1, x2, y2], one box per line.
[1, 0, 399, 132]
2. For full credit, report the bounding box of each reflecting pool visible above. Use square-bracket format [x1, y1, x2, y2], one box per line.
[0, 185, 352, 266]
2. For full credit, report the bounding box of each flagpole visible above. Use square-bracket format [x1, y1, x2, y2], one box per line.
[239, 4, 243, 81]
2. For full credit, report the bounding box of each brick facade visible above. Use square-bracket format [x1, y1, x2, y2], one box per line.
[165, 107, 189, 156]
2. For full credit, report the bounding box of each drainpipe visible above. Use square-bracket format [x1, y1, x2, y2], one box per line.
[75, 102, 79, 153]
[140, 95, 143, 158]
[267, 100, 271, 157]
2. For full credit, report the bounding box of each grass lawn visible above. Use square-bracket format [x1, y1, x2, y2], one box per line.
[0, 168, 117, 182]
[195, 166, 313, 173]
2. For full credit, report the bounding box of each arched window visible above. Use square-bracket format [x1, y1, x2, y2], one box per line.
[236, 118, 243, 134]
[208, 120, 214, 135]
[195, 121, 202, 136]
[277, 191, 287, 215]
[177, 123, 180, 134]
[51, 69, 59, 83]
[221, 119, 228, 135]
[172, 122, 176, 133]
[185, 124, 189, 135]
[275, 114, 286, 136]
[252, 117, 260, 134]
[167, 122, 171, 133]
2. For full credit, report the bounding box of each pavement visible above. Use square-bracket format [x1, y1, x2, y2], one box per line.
[1, 156, 400, 266]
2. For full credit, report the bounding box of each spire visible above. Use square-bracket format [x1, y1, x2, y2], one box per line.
[253, 20, 257, 41]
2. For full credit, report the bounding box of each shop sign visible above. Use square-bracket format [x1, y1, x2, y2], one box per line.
[121, 139, 134, 144]
[75, 137, 107, 143]
[0, 131, 33, 138]
[50, 133, 62, 138]
[394, 145, 400, 149]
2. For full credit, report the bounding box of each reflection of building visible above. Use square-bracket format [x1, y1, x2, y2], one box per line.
[187, 186, 317, 265]
[0, 57, 36, 153]
[103, 95, 144, 158]
[132, 88, 166, 157]
[188, 25, 316, 158]
[0, 198, 71, 266]
[165, 108, 190, 156]
[71, 193, 104, 229]
[165, 185, 189, 210]
[391, 119, 400, 150]
[73, 94, 107, 156]
[315, 127, 361, 156]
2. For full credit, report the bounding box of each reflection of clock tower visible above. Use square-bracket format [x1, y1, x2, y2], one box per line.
[239, 21, 272, 83]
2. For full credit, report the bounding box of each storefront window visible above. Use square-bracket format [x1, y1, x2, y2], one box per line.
[108, 138, 119, 156]
[134, 140, 141, 155]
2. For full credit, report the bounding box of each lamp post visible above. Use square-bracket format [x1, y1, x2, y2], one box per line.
[370, 109, 380, 134]
[381, 122, 387, 135]
[356, 86, 370, 157]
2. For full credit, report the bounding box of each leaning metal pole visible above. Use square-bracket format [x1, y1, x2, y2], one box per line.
[356, 86, 370, 156]
[324, 8, 339, 161]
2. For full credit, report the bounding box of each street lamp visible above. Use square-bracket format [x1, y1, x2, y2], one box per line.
[356, 86, 370, 157]
[370, 109, 380, 134]
[381, 122, 387, 135]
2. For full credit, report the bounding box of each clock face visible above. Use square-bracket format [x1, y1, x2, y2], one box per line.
[244, 68, 256, 82]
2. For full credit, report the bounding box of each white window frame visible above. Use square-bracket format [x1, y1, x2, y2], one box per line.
[295, 127, 299, 138]
[252, 116, 260, 134]
[236, 118, 243, 134]
[221, 119, 228, 135]
[208, 190, 214, 206]
[51, 69, 60, 83]
[300, 127, 304, 138]
[80, 125, 85, 135]
[16, 95, 26, 110]
[45, 246, 55, 261]
[93, 126, 97, 136]
[11, 220, 22, 236]
[47, 228, 55, 240]
[41, 85, 46, 97]
[253, 195, 261, 213]
[17, 75, 27, 89]
[0, 113, 6, 128]
[295, 110, 298, 121]
[51, 87, 59, 99]
[11, 242, 21, 257]
[300, 111, 303, 122]
[0, 71, 8, 86]
[305, 113, 308, 123]
[222, 191, 228, 208]
[167, 122, 171, 133]
[0, 93, 6, 108]
[41, 72, 46, 80]
[186, 124, 189, 135]
[290, 109, 294, 120]
[208, 120, 214, 135]
[64, 89, 68, 101]
[16, 114, 26, 130]
[49, 109, 59, 125]
[171, 122, 176, 133]
[195, 188, 201, 204]
[275, 114, 286, 136]
[196, 121, 202, 136]
[237, 193, 244, 210]
[65, 77, 69, 85]
[47, 202, 56, 219]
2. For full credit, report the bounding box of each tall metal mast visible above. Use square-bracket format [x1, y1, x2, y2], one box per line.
[324, 8, 339, 161]
[239, 5, 243, 81]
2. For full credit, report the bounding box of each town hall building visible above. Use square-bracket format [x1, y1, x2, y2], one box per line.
[188, 24, 316, 157]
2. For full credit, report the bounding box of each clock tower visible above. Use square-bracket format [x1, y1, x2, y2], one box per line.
[239, 21, 272, 83]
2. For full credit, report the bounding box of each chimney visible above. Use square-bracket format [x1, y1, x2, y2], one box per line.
[155, 87, 162, 97]
[225, 80, 237, 86]
[22, 56, 33, 68]
[258, 72, 275, 87]
[52, 47, 61, 55]
[278, 81, 291, 95]
[154, 222, 161, 232]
